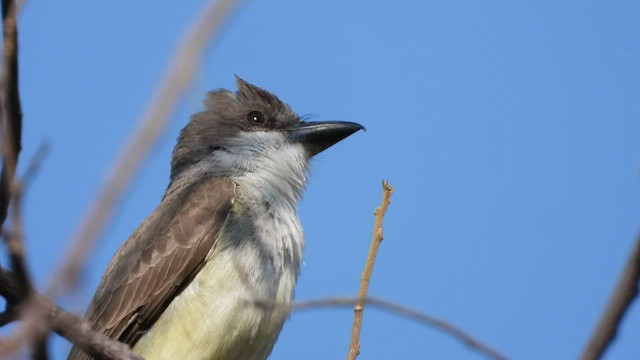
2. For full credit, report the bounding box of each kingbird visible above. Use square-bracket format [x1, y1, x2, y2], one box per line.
[67, 77, 362, 360]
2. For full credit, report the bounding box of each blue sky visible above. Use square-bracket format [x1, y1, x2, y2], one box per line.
[7, 0, 640, 359]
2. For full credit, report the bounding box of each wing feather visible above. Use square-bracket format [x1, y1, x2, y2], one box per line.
[67, 177, 235, 360]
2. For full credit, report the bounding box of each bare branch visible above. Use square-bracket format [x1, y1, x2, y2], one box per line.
[0, 267, 143, 360]
[0, 297, 47, 357]
[1, 141, 49, 287]
[0, 0, 22, 228]
[295, 296, 509, 360]
[3, 178, 31, 296]
[1, 190, 46, 358]
[0, 141, 51, 357]
[46, 0, 241, 297]
[347, 180, 393, 360]
[0, 264, 20, 303]
[581, 233, 640, 360]
[47, 298, 143, 360]
[0, 2, 50, 357]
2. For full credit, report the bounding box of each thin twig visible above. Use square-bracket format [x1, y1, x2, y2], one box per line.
[46, 0, 241, 297]
[580, 233, 640, 360]
[347, 180, 394, 360]
[21, 140, 50, 190]
[4, 179, 31, 296]
[0, 141, 49, 305]
[295, 296, 509, 360]
[0, 267, 143, 360]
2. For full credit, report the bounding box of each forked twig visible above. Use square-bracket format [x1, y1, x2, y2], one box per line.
[0, 142, 50, 358]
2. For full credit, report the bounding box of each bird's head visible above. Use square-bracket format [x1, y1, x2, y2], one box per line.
[169, 77, 363, 195]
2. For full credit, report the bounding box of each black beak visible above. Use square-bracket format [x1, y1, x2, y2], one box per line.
[287, 121, 364, 157]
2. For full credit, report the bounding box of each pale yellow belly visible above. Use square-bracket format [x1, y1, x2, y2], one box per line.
[133, 249, 294, 360]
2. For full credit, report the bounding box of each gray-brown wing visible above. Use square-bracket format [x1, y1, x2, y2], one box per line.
[68, 177, 235, 360]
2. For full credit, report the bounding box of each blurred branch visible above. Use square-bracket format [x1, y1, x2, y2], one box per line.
[2, 140, 48, 287]
[1, 185, 50, 359]
[0, 0, 22, 230]
[4, 166, 31, 295]
[47, 0, 241, 297]
[581, 233, 640, 360]
[295, 296, 509, 360]
[0, 142, 51, 358]
[0, 1, 51, 358]
[0, 267, 143, 360]
[347, 180, 393, 360]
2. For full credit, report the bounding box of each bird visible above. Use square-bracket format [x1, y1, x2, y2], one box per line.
[68, 77, 363, 360]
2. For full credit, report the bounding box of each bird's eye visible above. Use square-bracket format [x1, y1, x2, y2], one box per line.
[247, 111, 266, 124]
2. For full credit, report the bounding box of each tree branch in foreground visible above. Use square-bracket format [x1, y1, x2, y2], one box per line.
[0, 0, 51, 357]
[0, 0, 28, 292]
[347, 180, 393, 360]
[295, 296, 508, 360]
[0, 142, 51, 358]
[581, 233, 640, 360]
[0, 0, 23, 227]
[0, 267, 143, 360]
